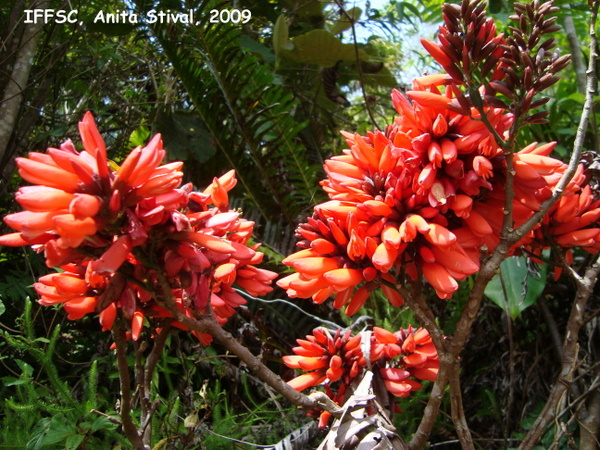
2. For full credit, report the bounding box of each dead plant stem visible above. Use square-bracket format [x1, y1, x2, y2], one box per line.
[518, 255, 600, 448]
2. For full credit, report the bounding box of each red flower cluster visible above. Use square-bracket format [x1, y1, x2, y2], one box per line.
[278, 73, 576, 306]
[278, 8, 598, 309]
[524, 182, 600, 279]
[0, 113, 276, 343]
[283, 326, 439, 428]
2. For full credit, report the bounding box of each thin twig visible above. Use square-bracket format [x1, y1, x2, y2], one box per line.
[234, 288, 343, 330]
[144, 322, 172, 396]
[139, 322, 171, 445]
[90, 409, 122, 425]
[332, 0, 380, 130]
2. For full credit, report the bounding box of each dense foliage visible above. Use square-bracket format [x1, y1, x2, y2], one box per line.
[0, 0, 599, 448]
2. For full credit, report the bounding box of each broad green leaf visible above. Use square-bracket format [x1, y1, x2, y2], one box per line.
[329, 7, 362, 35]
[0, 298, 4, 317]
[288, 30, 357, 67]
[347, 63, 397, 88]
[129, 125, 151, 148]
[65, 434, 85, 450]
[240, 35, 275, 63]
[273, 15, 291, 56]
[15, 359, 33, 378]
[90, 415, 116, 433]
[485, 256, 547, 319]
[566, 92, 586, 103]
[2, 376, 28, 387]
[295, 0, 324, 19]
[27, 415, 78, 450]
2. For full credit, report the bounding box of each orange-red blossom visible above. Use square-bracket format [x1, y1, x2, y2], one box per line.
[283, 325, 439, 428]
[0, 113, 276, 343]
[279, 73, 596, 311]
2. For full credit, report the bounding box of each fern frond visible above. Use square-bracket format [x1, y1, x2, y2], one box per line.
[6, 398, 38, 411]
[84, 360, 99, 411]
[150, 0, 322, 229]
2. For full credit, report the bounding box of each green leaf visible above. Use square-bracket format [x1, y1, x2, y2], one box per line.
[485, 256, 547, 319]
[288, 30, 357, 67]
[0, 298, 4, 317]
[295, 0, 324, 19]
[27, 415, 77, 450]
[65, 434, 85, 450]
[565, 92, 585, 103]
[240, 35, 275, 64]
[90, 415, 116, 433]
[329, 7, 362, 35]
[129, 125, 151, 148]
[2, 376, 28, 387]
[15, 359, 33, 378]
[273, 14, 290, 56]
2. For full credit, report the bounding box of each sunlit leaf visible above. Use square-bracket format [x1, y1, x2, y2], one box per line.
[273, 14, 291, 56]
[287, 30, 357, 67]
[329, 7, 362, 35]
[129, 125, 151, 148]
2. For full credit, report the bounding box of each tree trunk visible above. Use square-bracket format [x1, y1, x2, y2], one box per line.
[0, 0, 47, 168]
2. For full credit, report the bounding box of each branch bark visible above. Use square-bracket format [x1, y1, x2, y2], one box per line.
[0, 0, 46, 164]
[153, 270, 337, 414]
[580, 387, 600, 449]
[561, 6, 587, 94]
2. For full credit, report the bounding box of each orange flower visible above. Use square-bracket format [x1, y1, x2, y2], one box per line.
[0, 113, 276, 345]
[370, 326, 439, 384]
[524, 183, 600, 279]
[2, 113, 181, 256]
[390, 81, 512, 204]
[283, 328, 366, 428]
[284, 325, 438, 427]
[277, 208, 392, 311]
[280, 97, 490, 301]
[284, 328, 365, 389]
[282, 73, 591, 303]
